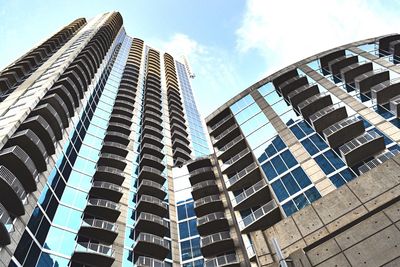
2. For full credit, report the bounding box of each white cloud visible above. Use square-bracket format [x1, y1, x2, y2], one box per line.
[151, 33, 244, 116]
[237, 0, 400, 75]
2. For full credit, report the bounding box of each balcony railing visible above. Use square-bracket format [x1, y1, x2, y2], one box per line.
[88, 198, 120, 211]
[205, 253, 239, 267]
[135, 233, 170, 250]
[225, 162, 258, 188]
[231, 179, 267, 206]
[92, 181, 122, 192]
[81, 218, 118, 232]
[238, 200, 277, 230]
[201, 231, 231, 247]
[197, 212, 225, 226]
[74, 241, 115, 257]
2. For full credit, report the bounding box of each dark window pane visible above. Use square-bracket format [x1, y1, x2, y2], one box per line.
[181, 240, 192, 261]
[271, 155, 286, 174]
[186, 202, 196, 218]
[189, 219, 198, 236]
[304, 187, 321, 202]
[179, 222, 189, 239]
[309, 134, 328, 151]
[258, 152, 268, 163]
[341, 169, 356, 182]
[265, 144, 277, 158]
[281, 173, 301, 195]
[291, 167, 311, 188]
[315, 155, 335, 174]
[272, 136, 286, 151]
[324, 150, 345, 169]
[271, 180, 289, 202]
[177, 205, 187, 220]
[298, 121, 314, 135]
[290, 125, 305, 139]
[281, 150, 297, 169]
[301, 139, 318, 155]
[293, 194, 309, 210]
[282, 200, 297, 216]
[261, 161, 277, 181]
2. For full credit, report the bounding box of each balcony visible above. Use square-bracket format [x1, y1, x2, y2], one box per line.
[143, 110, 163, 124]
[288, 84, 320, 112]
[328, 56, 358, 82]
[221, 148, 253, 174]
[71, 242, 115, 267]
[172, 139, 192, 154]
[232, 179, 270, 211]
[97, 153, 127, 171]
[309, 104, 348, 133]
[359, 149, 400, 174]
[142, 125, 163, 140]
[197, 212, 229, 236]
[225, 162, 261, 191]
[371, 79, 400, 104]
[89, 181, 123, 203]
[107, 122, 131, 136]
[136, 256, 168, 267]
[0, 145, 38, 193]
[189, 166, 215, 186]
[137, 179, 166, 200]
[144, 103, 162, 117]
[112, 106, 132, 118]
[211, 124, 240, 147]
[323, 116, 365, 148]
[116, 94, 135, 104]
[171, 129, 190, 142]
[339, 131, 386, 167]
[103, 131, 130, 146]
[85, 198, 121, 222]
[173, 147, 191, 161]
[78, 219, 118, 244]
[205, 254, 240, 267]
[320, 50, 345, 75]
[194, 195, 224, 217]
[7, 129, 47, 172]
[133, 233, 170, 261]
[141, 143, 164, 159]
[216, 135, 246, 161]
[93, 166, 125, 185]
[135, 212, 169, 237]
[142, 117, 163, 131]
[391, 95, 400, 117]
[340, 62, 373, 86]
[354, 69, 390, 93]
[298, 92, 333, 121]
[136, 195, 168, 217]
[114, 99, 135, 111]
[209, 114, 235, 136]
[171, 123, 189, 137]
[279, 75, 309, 99]
[100, 141, 128, 158]
[109, 114, 132, 127]
[192, 180, 219, 200]
[201, 231, 235, 258]
[140, 154, 165, 172]
[138, 166, 166, 185]
[238, 199, 281, 233]
[141, 133, 164, 149]
[0, 202, 11, 245]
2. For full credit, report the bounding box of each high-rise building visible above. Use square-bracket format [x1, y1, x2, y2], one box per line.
[0, 12, 210, 267]
[198, 34, 400, 266]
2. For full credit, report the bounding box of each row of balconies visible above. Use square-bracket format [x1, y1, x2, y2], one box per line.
[71, 23, 139, 266]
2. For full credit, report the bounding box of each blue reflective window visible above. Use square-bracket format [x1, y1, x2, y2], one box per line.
[271, 180, 289, 201]
[290, 125, 305, 139]
[261, 161, 277, 180]
[330, 174, 346, 188]
[324, 150, 345, 169]
[186, 202, 196, 218]
[291, 167, 311, 188]
[272, 136, 286, 151]
[315, 155, 335, 174]
[301, 139, 319, 155]
[271, 156, 286, 174]
[181, 240, 192, 261]
[282, 200, 297, 216]
[281, 150, 297, 169]
[177, 205, 187, 220]
[304, 187, 321, 202]
[298, 121, 314, 135]
[179, 222, 190, 239]
[191, 238, 201, 257]
[189, 219, 198, 236]
[293, 194, 309, 210]
[340, 168, 356, 182]
[265, 144, 277, 158]
[281, 173, 300, 195]
[258, 152, 268, 163]
[309, 134, 328, 150]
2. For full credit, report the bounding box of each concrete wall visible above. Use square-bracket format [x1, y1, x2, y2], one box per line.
[251, 154, 400, 267]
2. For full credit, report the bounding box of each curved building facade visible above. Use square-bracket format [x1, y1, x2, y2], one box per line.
[0, 12, 210, 267]
[203, 34, 400, 266]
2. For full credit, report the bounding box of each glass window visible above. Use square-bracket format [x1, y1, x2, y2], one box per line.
[179, 222, 190, 239]
[271, 180, 289, 201]
[181, 240, 192, 261]
[281, 173, 300, 195]
[304, 187, 321, 202]
[271, 156, 286, 174]
[293, 194, 309, 210]
[261, 161, 277, 180]
[281, 150, 297, 169]
[177, 205, 187, 220]
[282, 200, 297, 216]
[315, 155, 335, 175]
[291, 167, 311, 188]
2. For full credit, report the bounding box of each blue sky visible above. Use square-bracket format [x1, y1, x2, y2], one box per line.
[1, 0, 400, 117]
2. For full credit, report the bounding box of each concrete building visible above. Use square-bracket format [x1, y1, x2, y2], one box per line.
[0, 12, 210, 267]
[199, 34, 400, 266]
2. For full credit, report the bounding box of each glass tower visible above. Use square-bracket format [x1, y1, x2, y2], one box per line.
[0, 12, 210, 267]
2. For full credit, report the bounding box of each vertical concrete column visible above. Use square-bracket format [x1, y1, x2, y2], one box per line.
[250, 90, 335, 196]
